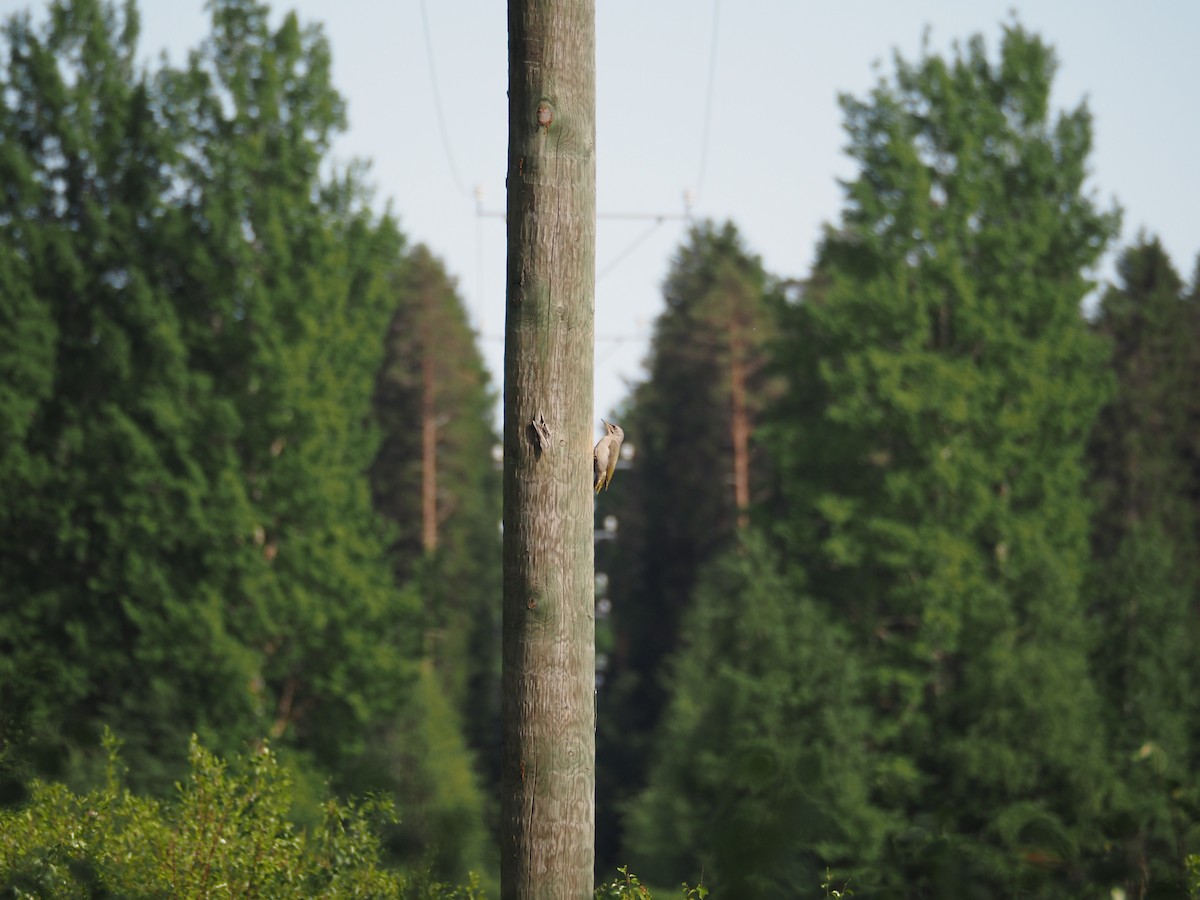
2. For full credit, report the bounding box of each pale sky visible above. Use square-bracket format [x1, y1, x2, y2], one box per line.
[5, 1, 1199, 425]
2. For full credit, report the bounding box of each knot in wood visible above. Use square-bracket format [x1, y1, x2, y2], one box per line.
[530, 415, 552, 454]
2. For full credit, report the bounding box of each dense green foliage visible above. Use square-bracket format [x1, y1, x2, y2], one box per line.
[595, 220, 778, 865]
[625, 535, 880, 895]
[767, 24, 1118, 896]
[0, 733, 698, 898]
[0, 733, 481, 898]
[613, 22, 1200, 900]
[1085, 238, 1200, 894]
[370, 245, 502, 779]
[0, 0, 495, 884]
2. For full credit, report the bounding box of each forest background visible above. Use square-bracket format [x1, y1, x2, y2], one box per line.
[1, 1, 1199, 898]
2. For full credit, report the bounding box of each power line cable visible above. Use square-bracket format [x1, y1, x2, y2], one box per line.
[595, 330, 644, 366]
[694, 0, 721, 203]
[596, 219, 665, 283]
[418, 0, 470, 198]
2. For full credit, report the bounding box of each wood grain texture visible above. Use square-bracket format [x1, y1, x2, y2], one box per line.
[501, 1, 596, 897]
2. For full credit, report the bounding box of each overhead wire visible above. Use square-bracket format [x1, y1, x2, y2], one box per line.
[694, 0, 721, 203]
[451, 6, 708, 357]
[418, 0, 470, 198]
[596, 219, 665, 283]
[595, 329, 647, 366]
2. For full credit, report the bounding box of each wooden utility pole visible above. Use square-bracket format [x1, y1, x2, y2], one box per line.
[501, 0, 596, 897]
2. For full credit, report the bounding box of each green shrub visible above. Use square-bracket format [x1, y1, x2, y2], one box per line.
[594, 865, 708, 899]
[0, 732, 486, 899]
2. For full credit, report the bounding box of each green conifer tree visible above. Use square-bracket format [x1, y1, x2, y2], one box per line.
[151, 0, 493, 874]
[0, 1, 492, 879]
[624, 536, 884, 896]
[127, 0, 418, 786]
[1086, 238, 1200, 895]
[371, 245, 501, 735]
[370, 244, 503, 808]
[596, 220, 778, 867]
[767, 23, 1119, 895]
[0, 0, 261, 787]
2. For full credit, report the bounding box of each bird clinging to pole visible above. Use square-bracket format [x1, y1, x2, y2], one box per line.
[593, 419, 624, 493]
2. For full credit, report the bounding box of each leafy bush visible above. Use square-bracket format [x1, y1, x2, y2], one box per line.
[0, 732, 485, 899]
[594, 865, 708, 899]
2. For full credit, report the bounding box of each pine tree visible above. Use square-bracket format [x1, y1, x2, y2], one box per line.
[767, 23, 1119, 895]
[596, 220, 778, 867]
[370, 243, 502, 781]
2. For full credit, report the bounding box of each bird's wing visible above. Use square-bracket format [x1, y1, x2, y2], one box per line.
[604, 442, 619, 489]
[594, 439, 610, 490]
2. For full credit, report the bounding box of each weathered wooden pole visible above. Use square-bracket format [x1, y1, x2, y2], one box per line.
[501, 0, 596, 897]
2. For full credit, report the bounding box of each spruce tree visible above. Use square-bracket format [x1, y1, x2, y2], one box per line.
[153, 0, 492, 873]
[767, 24, 1119, 895]
[0, 0, 260, 786]
[624, 536, 884, 896]
[1086, 238, 1200, 894]
[143, 0, 419, 784]
[0, 1, 493, 878]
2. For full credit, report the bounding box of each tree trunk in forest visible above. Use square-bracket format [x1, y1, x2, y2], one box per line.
[421, 349, 438, 553]
[729, 314, 750, 529]
[501, 1, 596, 897]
